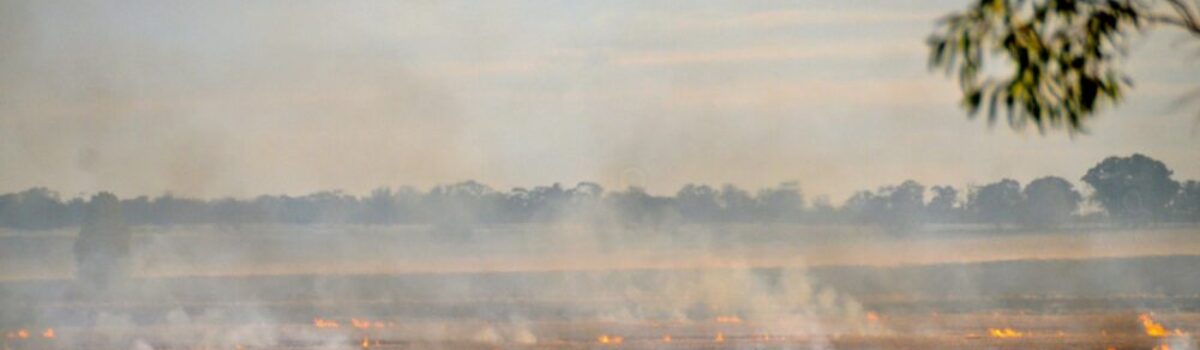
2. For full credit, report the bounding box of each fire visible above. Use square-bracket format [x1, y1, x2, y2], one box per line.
[715, 332, 725, 343]
[1140, 313, 1167, 337]
[661, 334, 671, 343]
[865, 311, 880, 323]
[351, 318, 372, 329]
[42, 328, 54, 339]
[715, 315, 742, 324]
[15, 329, 28, 339]
[988, 328, 1022, 338]
[313, 317, 340, 329]
[1154, 344, 1172, 350]
[597, 334, 623, 345]
[361, 336, 370, 348]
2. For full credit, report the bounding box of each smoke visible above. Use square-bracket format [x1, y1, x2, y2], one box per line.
[1, 196, 882, 348]
[2, 1, 1199, 349]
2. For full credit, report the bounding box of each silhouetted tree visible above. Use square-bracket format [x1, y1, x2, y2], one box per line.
[1022, 176, 1082, 228]
[424, 181, 500, 237]
[361, 187, 399, 225]
[843, 180, 925, 232]
[886, 180, 927, 230]
[607, 187, 677, 226]
[929, 0, 1200, 132]
[969, 179, 1024, 227]
[927, 185, 962, 223]
[676, 184, 721, 222]
[717, 184, 756, 221]
[1171, 180, 1200, 222]
[74, 192, 131, 290]
[1082, 154, 1180, 224]
[755, 182, 805, 222]
[0, 188, 70, 230]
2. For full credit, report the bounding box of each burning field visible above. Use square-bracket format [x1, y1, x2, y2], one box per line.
[1, 225, 1199, 350]
[6, 311, 1195, 350]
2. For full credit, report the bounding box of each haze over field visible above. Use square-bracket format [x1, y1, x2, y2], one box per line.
[2, 1, 1200, 349]
[2, 0, 1199, 200]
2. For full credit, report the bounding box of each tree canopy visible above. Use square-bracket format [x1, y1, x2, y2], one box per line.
[1082, 153, 1181, 223]
[0, 154, 1196, 231]
[929, 0, 1200, 132]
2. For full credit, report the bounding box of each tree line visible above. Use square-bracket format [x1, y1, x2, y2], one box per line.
[1, 154, 1197, 231]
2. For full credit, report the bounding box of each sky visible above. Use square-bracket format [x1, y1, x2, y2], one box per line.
[1, 0, 1199, 202]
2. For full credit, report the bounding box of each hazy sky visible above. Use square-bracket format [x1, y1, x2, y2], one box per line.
[2, 0, 1199, 201]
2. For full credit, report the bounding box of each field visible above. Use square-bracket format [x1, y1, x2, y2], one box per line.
[1, 225, 1198, 349]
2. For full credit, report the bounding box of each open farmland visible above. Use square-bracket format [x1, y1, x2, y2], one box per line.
[2, 225, 1198, 349]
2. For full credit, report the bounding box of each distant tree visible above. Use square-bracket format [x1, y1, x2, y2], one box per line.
[1171, 180, 1200, 222]
[563, 182, 606, 221]
[887, 180, 927, 230]
[424, 181, 500, 236]
[1081, 154, 1180, 223]
[361, 187, 399, 225]
[844, 190, 886, 223]
[120, 196, 153, 226]
[569, 182, 605, 205]
[755, 182, 805, 222]
[0, 188, 69, 230]
[844, 180, 926, 232]
[676, 184, 721, 222]
[717, 184, 756, 221]
[1022, 176, 1083, 228]
[74, 192, 131, 290]
[927, 185, 962, 223]
[969, 179, 1024, 226]
[210, 197, 265, 227]
[607, 187, 677, 226]
[525, 183, 571, 221]
[810, 195, 837, 223]
[929, 0, 1200, 132]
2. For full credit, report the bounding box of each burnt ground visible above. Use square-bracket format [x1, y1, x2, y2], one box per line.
[2, 254, 1199, 349]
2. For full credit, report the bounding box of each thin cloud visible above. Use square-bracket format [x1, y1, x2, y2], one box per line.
[672, 9, 943, 30]
[612, 42, 923, 66]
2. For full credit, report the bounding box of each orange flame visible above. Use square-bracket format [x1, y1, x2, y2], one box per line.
[42, 328, 54, 339]
[361, 336, 370, 348]
[715, 332, 725, 343]
[866, 311, 880, 323]
[1154, 344, 1172, 350]
[1140, 314, 1167, 337]
[351, 318, 372, 329]
[715, 315, 742, 324]
[661, 334, 671, 343]
[313, 317, 340, 329]
[597, 334, 622, 345]
[988, 328, 1022, 338]
[15, 329, 28, 339]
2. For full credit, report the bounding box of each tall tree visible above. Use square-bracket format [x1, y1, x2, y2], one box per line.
[927, 185, 962, 222]
[1082, 154, 1180, 223]
[969, 179, 1024, 226]
[1022, 176, 1083, 228]
[756, 182, 805, 222]
[929, 0, 1200, 132]
[844, 180, 926, 232]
